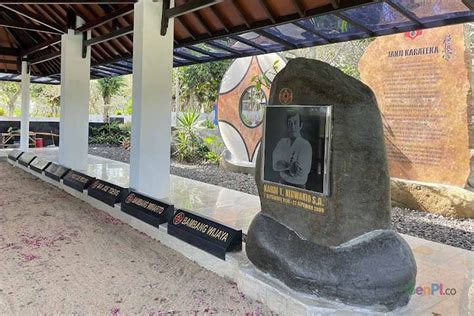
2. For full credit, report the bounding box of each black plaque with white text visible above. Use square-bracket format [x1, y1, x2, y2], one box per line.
[7, 150, 23, 161]
[168, 210, 242, 260]
[87, 179, 127, 206]
[29, 158, 51, 173]
[63, 170, 95, 192]
[121, 191, 174, 228]
[44, 163, 70, 182]
[18, 153, 37, 167]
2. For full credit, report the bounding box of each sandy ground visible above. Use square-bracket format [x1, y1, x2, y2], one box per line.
[0, 162, 273, 315]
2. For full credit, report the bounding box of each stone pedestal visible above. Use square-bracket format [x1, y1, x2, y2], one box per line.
[246, 58, 416, 311]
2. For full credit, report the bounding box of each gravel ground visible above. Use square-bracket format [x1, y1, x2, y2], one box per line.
[89, 145, 473, 251]
[0, 162, 271, 314]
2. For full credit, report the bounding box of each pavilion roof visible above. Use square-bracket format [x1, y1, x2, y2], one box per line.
[0, 0, 472, 83]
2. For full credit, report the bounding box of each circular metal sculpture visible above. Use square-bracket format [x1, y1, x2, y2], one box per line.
[218, 54, 286, 172]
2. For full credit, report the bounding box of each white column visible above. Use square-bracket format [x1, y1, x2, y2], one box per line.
[58, 25, 91, 170]
[20, 61, 30, 151]
[129, 0, 174, 199]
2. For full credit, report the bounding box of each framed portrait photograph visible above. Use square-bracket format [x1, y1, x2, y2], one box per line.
[262, 105, 332, 195]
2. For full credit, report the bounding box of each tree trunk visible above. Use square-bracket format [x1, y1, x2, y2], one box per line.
[8, 90, 21, 117]
[103, 96, 111, 123]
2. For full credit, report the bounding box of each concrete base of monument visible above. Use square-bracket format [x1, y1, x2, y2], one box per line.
[391, 178, 474, 218]
[220, 149, 256, 175]
[246, 213, 417, 312]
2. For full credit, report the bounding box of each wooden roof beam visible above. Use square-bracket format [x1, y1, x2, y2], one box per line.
[29, 50, 60, 65]
[0, 18, 62, 34]
[0, 4, 65, 33]
[330, 0, 340, 9]
[0, 46, 19, 56]
[462, 0, 474, 10]
[291, 0, 305, 17]
[0, 1, 135, 3]
[165, 0, 223, 19]
[230, 1, 250, 28]
[84, 25, 133, 47]
[20, 36, 61, 57]
[75, 4, 134, 34]
[175, 0, 374, 49]
[258, 0, 275, 23]
[208, 6, 228, 32]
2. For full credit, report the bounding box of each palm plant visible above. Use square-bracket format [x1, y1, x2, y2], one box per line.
[97, 77, 125, 123]
[174, 111, 201, 162]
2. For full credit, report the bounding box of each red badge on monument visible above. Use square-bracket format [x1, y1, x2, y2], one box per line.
[279, 88, 293, 104]
[405, 30, 423, 40]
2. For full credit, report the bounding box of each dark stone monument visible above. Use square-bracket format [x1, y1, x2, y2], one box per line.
[246, 58, 416, 311]
[87, 179, 127, 207]
[18, 153, 37, 167]
[168, 210, 242, 260]
[121, 191, 174, 228]
[63, 170, 95, 192]
[44, 163, 70, 182]
[29, 158, 51, 173]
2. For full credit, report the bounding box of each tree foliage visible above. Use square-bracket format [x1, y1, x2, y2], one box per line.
[0, 82, 21, 116]
[175, 60, 232, 112]
[283, 38, 374, 79]
[31, 84, 61, 117]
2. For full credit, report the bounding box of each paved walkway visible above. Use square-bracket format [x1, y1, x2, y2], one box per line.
[0, 162, 271, 315]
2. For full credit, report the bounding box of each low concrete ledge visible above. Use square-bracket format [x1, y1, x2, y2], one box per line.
[391, 178, 474, 218]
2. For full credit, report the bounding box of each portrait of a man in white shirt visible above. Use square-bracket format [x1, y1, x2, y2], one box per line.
[272, 111, 312, 189]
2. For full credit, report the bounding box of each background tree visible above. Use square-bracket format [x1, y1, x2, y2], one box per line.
[97, 76, 125, 122]
[283, 38, 373, 79]
[89, 81, 103, 115]
[0, 82, 21, 116]
[31, 84, 61, 117]
[175, 59, 232, 112]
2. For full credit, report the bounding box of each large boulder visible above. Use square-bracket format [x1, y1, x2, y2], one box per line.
[391, 178, 474, 218]
[246, 58, 416, 311]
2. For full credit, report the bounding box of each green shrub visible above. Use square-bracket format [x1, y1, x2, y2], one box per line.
[0, 108, 5, 116]
[173, 112, 202, 162]
[204, 151, 220, 164]
[201, 135, 223, 164]
[201, 118, 216, 129]
[89, 121, 130, 145]
[177, 111, 200, 131]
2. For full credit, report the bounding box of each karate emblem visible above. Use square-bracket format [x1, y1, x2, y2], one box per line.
[405, 30, 423, 40]
[125, 193, 135, 204]
[279, 88, 293, 104]
[173, 212, 185, 225]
